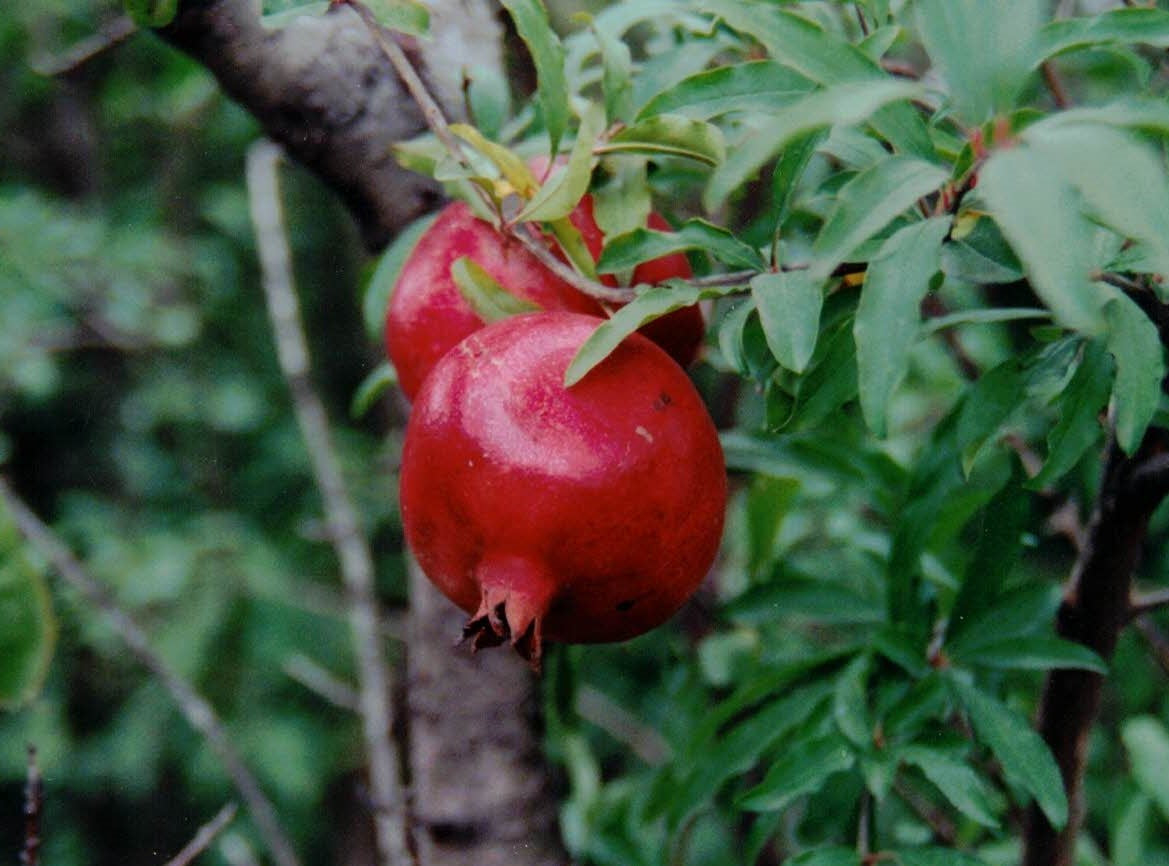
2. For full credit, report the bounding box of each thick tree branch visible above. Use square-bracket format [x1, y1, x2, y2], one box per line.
[1023, 429, 1169, 866]
[160, 0, 502, 249]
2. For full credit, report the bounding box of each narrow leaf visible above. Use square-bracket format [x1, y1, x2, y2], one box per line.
[593, 24, 633, 124]
[1104, 292, 1164, 455]
[364, 0, 429, 36]
[950, 677, 1068, 830]
[362, 212, 437, 338]
[637, 61, 814, 121]
[499, 0, 569, 155]
[752, 271, 823, 374]
[955, 360, 1024, 476]
[737, 734, 855, 811]
[0, 502, 57, 708]
[598, 219, 765, 274]
[704, 80, 922, 211]
[810, 156, 949, 280]
[833, 654, 872, 748]
[900, 745, 999, 828]
[1122, 716, 1169, 821]
[450, 256, 541, 323]
[855, 218, 950, 436]
[952, 636, 1107, 674]
[788, 849, 860, 866]
[517, 103, 604, 223]
[1036, 8, 1169, 62]
[350, 362, 397, 419]
[1028, 341, 1112, 489]
[600, 115, 726, 166]
[978, 147, 1110, 334]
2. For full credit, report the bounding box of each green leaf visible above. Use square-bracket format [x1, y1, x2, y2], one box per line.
[955, 361, 1024, 476]
[349, 362, 397, 419]
[450, 256, 541, 323]
[717, 300, 761, 379]
[704, 80, 923, 211]
[915, 0, 1044, 124]
[599, 115, 727, 166]
[978, 146, 1110, 334]
[900, 745, 999, 828]
[855, 218, 950, 436]
[1104, 293, 1164, 454]
[1112, 790, 1152, 866]
[1028, 341, 1112, 489]
[772, 130, 825, 224]
[636, 61, 814, 121]
[1122, 716, 1169, 821]
[261, 1, 328, 28]
[921, 308, 1049, 336]
[897, 850, 991, 866]
[364, 0, 430, 36]
[517, 103, 604, 223]
[699, 0, 933, 158]
[592, 157, 651, 243]
[833, 654, 872, 749]
[947, 583, 1061, 656]
[667, 679, 834, 826]
[789, 315, 859, 431]
[465, 64, 513, 142]
[598, 218, 765, 274]
[950, 677, 1067, 830]
[752, 271, 823, 374]
[1036, 8, 1169, 62]
[362, 213, 437, 338]
[1024, 123, 1169, 278]
[737, 733, 855, 812]
[593, 23, 633, 124]
[0, 501, 57, 709]
[952, 636, 1107, 674]
[723, 578, 884, 627]
[125, 0, 179, 27]
[499, 0, 569, 156]
[810, 156, 949, 281]
[565, 283, 736, 386]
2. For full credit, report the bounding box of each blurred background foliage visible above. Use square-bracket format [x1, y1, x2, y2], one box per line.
[2, 1, 1169, 865]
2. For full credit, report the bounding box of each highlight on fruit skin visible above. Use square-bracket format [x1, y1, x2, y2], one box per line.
[384, 196, 704, 401]
[399, 311, 727, 667]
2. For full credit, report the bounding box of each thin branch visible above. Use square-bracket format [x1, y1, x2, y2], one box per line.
[246, 140, 413, 866]
[21, 746, 42, 866]
[576, 686, 671, 766]
[0, 478, 300, 866]
[1041, 61, 1071, 109]
[163, 803, 239, 866]
[1129, 588, 1169, 620]
[283, 653, 362, 712]
[511, 227, 636, 303]
[893, 779, 958, 846]
[1133, 616, 1169, 676]
[30, 15, 137, 77]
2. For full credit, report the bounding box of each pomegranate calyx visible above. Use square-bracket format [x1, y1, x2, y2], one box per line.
[461, 557, 557, 669]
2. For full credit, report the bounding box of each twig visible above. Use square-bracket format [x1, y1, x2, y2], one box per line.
[30, 15, 137, 77]
[246, 140, 413, 866]
[1133, 616, 1169, 676]
[163, 803, 239, 866]
[576, 686, 671, 766]
[283, 653, 362, 712]
[893, 778, 958, 845]
[1041, 61, 1071, 110]
[21, 746, 42, 866]
[853, 3, 870, 37]
[0, 479, 300, 866]
[510, 227, 636, 303]
[1129, 588, 1169, 620]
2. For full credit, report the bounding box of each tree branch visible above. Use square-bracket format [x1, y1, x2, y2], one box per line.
[160, 0, 503, 249]
[163, 802, 239, 866]
[0, 478, 301, 866]
[1023, 429, 1169, 866]
[246, 139, 413, 866]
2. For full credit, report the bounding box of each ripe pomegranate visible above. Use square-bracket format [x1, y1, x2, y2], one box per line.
[385, 195, 703, 399]
[399, 312, 726, 665]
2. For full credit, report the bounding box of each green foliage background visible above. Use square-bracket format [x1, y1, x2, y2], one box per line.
[3, 1, 1169, 865]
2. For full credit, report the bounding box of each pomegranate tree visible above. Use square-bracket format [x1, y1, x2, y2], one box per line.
[385, 196, 703, 399]
[399, 312, 726, 665]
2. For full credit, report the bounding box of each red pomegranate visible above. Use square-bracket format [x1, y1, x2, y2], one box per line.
[385, 195, 703, 399]
[399, 312, 727, 665]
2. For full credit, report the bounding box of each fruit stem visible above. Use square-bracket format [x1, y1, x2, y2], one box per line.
[463, 555, 560, 670]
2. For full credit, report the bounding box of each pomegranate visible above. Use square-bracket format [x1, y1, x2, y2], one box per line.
[399, 311, 726, 665]
[385, 196, 703, 399]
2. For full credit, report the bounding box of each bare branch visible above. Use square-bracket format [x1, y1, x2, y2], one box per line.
[283, 653, 362, 712]
[246, 140, 413, 866]
[576, 686, 671, 766]
[30, 15, 137, 77]
[163, 803, 239, 866]
[1129, 588, 1169, 620]
[0, 479, 301, 866]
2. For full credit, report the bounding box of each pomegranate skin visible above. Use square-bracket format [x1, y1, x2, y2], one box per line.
[399, 312, 726, 662]
[386, 200, 603, 399]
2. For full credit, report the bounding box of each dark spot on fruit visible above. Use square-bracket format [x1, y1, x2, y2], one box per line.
[616, 599, 636, 611]
[654, 392, 673, 411]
